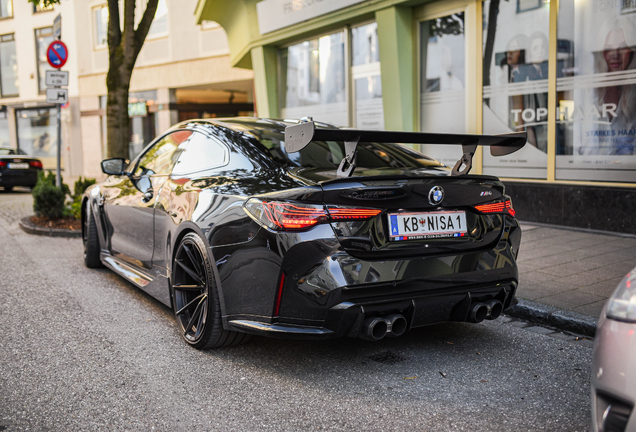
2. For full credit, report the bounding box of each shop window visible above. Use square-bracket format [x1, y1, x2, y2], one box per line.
[351, 22, 384, 130]
[518, 0, 542, 13]
[482, 0, 549, 179]
[128, 90, 158, 160]
[0, 33, 18, 97]
[16, 108, 58, 169]
[93, 5, 108, 49]
[146, 0, 168, 40]
[278, 31, 346, 126]
[35, 27, 54, 94]
[32, 1, 53, 13]
[0, 109, 8, 147]
[0, 0, 13, 19]
[419, 13, 466, 167]
[556, 0, 636, 182]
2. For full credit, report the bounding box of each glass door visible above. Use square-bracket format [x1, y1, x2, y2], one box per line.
[419, 10, 467, 167]
[351, 22, 384, 130]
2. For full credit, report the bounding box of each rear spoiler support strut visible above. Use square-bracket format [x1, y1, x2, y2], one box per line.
[284, 121, 526, 178]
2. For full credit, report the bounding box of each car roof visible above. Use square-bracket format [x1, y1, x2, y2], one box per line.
[175, 117, 338, 135]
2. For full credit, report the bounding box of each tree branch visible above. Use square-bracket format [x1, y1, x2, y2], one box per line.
[122, 0, 136, 68]
[134, 0, 159, 57]
[107, 0, 121, 55]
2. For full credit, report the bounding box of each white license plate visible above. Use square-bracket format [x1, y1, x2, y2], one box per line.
[389, 211, 467, 240]
[8, 163, 29, 169]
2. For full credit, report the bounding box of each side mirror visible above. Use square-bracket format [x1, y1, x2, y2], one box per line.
[101, 158, 127, 175]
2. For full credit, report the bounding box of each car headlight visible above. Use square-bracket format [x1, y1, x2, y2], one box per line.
[607, 270, 636, 322]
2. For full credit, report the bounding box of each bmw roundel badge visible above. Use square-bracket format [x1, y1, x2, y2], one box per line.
[428, 186, 444, 205]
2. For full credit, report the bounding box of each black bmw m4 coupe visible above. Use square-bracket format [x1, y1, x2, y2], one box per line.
[83, 118, 525, 349]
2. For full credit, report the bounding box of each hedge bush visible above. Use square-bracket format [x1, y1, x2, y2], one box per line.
[32, 172, 96, 220]
[69, 177, 97, 219]
[32, 171, 70, 219]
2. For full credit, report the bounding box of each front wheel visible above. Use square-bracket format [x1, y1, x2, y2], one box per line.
[83, 200, 103, 268]
[171, 233, 250, 350]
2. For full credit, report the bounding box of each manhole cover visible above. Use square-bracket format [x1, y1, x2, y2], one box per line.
[368, 351, 406, 365]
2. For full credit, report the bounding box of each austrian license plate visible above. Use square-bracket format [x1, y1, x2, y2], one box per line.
[389, 211, 467, 241]
[8, 163, 29, 169]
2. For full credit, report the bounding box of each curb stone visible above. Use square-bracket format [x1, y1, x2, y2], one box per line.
[505, 298, 598, 338]
[19, 216, 82, 238]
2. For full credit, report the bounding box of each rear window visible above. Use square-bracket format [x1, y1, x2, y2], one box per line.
[250, 131, 444, 170]
[0, 148, 26, 155]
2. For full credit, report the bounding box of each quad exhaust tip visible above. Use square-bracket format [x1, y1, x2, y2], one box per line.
[359, 314, 408, 341]
[469, 300, 504, 323]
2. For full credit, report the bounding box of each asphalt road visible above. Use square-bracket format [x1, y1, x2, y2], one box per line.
[0, 191, 593, 431]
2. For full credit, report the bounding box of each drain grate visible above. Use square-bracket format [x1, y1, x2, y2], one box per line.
[368, 351, 406, 365]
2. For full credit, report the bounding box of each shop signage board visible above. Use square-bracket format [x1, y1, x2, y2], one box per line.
[46, 88, 68, 104]
[45, 70, 69, 86]
[256, 0, 366, 34]
[46, 40, 68, 69]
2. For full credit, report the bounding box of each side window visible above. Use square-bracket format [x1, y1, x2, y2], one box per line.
[134, 130, 193, 176]
[171, 132, 228, 175]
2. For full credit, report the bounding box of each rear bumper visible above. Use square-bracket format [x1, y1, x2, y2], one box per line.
[218, 219, 521, 339]
[227, 280, 517, 339]
[0, 169, 39, 187]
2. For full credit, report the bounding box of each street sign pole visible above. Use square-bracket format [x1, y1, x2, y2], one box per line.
[56, 104, 61, 189]
[46, 38, 68, 190]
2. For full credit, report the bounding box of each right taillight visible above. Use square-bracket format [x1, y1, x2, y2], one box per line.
[474, 199, 516, 217]
[244, 198, 381, 231]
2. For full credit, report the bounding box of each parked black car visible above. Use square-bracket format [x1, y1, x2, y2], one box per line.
[83, 118, 525, 349]
[0, 147, 43, 191]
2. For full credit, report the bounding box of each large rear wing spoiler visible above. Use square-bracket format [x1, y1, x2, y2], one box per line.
[284, 121, 526, 178]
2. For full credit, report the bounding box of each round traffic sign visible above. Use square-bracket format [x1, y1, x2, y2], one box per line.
[46, 40, 68, 69]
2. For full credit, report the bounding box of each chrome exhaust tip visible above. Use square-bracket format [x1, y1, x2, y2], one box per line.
[359, 317, 389, 341]
[486, 300, 503, 320]
[469, 303, 488, 323]
[385, 314, 408, 337]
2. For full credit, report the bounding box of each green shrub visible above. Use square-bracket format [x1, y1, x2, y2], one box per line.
[32, 171, 70, 219]
[69, 176, 97, 219]
[72, 176, 96, 201]
[31, 172, 97, 220]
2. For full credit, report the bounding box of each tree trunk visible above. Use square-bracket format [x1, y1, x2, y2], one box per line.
[106, 71, 131, 159]
[105, 0, 159, 160]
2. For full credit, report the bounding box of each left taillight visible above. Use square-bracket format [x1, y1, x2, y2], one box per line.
[244, 198, 381, 231]
[29, 160, 43, 169]
[0, 161, 6, 168]
[474, 199, 516, 217]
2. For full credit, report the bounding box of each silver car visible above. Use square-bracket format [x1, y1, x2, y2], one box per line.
[592, 269, 636, 432]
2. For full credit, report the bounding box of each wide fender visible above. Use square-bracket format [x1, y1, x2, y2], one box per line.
[169, 221, 229, 319]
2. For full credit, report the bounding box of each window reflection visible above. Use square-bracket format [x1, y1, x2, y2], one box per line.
[279, 32, 346, 126]
[420, 13, 466, 166]
[556, 1, 636, 182]
[482, 0, 549, 179]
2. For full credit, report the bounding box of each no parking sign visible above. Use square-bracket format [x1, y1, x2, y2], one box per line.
[46, 40, 68, 69]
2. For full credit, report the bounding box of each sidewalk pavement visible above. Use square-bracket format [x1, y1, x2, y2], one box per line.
[2, 188, 632, 336]
[510, 222, 636, 336]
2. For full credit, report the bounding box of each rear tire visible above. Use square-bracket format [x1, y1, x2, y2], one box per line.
[83, 200, 103, 268]
[3, 186, 12, 192]
[171, 233, 251, 350]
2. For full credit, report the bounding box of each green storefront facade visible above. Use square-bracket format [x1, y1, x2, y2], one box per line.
[195, 0, 636, 234]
